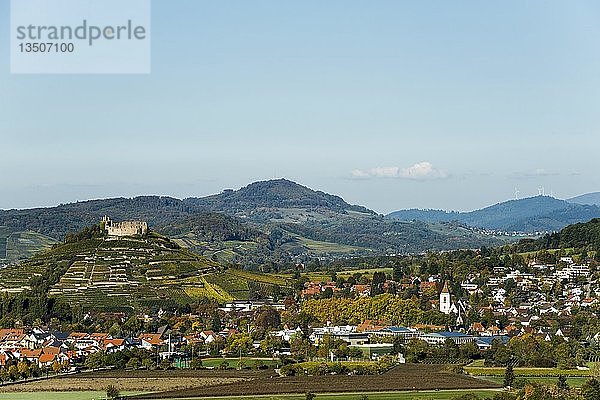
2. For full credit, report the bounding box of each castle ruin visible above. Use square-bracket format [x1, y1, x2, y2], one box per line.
[101, 216, 148, 237]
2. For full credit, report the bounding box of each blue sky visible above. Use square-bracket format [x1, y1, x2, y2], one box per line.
[1, 0, 599, 213]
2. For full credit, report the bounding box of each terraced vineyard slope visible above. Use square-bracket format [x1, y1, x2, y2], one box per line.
[0, 229, 290, 312]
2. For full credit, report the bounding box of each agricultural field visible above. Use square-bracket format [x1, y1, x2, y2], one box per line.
[202, 269, 291, 300]
[480, 375, 589, 388]
[199, 358, 279, 369]
[465, 365, 593, 388]
[464, 366, 592, 377]
[0, 365, 499, 399]
[0, 390, 503, 400]
[131, 364, 499, 399]
[160, 390, 502, 400]
[293, 236, 368, 254]
[0, 391, 142, 400]
[44, 235, 221, 309]
[0, 227, 57, 264]
[0, 232, 292, 309]
[0, 373, 246, 393]
[172, 236, 262, 264]
[277, 267, 394, 283]
[183, 277, 235, 303]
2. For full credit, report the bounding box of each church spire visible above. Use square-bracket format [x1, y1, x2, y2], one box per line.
[440, 280, 452, 314]
[441, 280, 450, 294]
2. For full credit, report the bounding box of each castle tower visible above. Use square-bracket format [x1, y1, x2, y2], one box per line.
[440, 281, 452, 314]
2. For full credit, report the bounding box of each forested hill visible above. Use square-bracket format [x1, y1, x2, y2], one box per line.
[184, 179, 374, 217]
[0, 196, 192, 239]
[510, 218, 600, 253]
[387, 196, 600, 233]
[568, 192, 600, 206]
[0, 179, 511, 263]
[0, 179, 374, 240]
[158, 212, 265, 242]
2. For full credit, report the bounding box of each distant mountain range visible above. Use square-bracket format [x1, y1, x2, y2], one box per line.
[0, 179, 507, 264]
[387, 195, 600, 233]
[3, 180, 597, 265]
[568, 192, 600, 206]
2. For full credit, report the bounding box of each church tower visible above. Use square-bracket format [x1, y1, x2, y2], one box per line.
[440, 281, 452, 314]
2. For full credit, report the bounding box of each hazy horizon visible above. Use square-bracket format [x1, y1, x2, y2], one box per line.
[0, 177, 597, 215]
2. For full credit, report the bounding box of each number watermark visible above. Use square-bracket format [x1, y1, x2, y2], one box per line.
[11, 0, 151, 74]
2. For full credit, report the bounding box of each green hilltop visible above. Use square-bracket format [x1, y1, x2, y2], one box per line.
[0, 226, 290, 315]
[509, 217, 600, 254]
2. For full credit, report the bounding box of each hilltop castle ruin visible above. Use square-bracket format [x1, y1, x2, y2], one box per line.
[101, 216, 148, 237]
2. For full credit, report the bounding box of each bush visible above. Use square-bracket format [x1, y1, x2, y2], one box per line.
[512, 377, 531, 389]
[445, 364, 464, 374]
[125, 357, 140, 370]
[279, 361, 384, 377]
[106, 384, 120, 400]
[30, 364, 41, 378]
[190, 358, 204, 370]
[218, 361, 230, 370]
[159, 358, 173, 370]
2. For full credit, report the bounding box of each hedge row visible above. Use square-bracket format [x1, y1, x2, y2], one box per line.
[279, 361, 391, 376]
[465, 367, 592, 377]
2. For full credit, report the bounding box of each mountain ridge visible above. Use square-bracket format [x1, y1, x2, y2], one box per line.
[568, 192, 600, 206]
[0, 179, 510, 263]
[387, 195, 600, 233]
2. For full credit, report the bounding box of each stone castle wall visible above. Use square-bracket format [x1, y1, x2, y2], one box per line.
[102, 216, 148, 237]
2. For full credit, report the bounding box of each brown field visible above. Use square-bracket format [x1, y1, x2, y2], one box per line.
[0, 370, 258, 393]
[130, 364, 500, 399]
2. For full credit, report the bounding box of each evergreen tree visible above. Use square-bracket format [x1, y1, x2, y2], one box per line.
[503, 364, 515, 388]
[106, 384, 120, 400]
[557, 375, 569, 390]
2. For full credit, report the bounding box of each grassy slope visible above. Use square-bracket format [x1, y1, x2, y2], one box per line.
[0, 233, 290, 309]
[0, 228, 58, 263]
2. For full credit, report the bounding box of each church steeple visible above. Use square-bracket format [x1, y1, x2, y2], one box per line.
[440, 281, 452, 314]
[441, 281, 450, 294]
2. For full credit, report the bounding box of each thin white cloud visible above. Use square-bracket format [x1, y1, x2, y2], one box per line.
[370, 166, 401, 178]
[351, 161, 448, 180]
[512, 168, 560, 179]
[351, 169, 372, 178]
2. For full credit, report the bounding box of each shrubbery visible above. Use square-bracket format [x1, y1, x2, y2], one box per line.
[279, 359, 393, 377]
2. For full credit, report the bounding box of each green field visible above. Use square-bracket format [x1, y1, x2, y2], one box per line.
[0, 227, 58, 263]
[466, 365, 593, 388]
[465, 366, 592, 377]
[199, 357, 279, 369]
[159, 389, 501, 400]
[480, 375, 589, 388]
[278, 267, 394, 283]
[294, 236, 368, 254]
